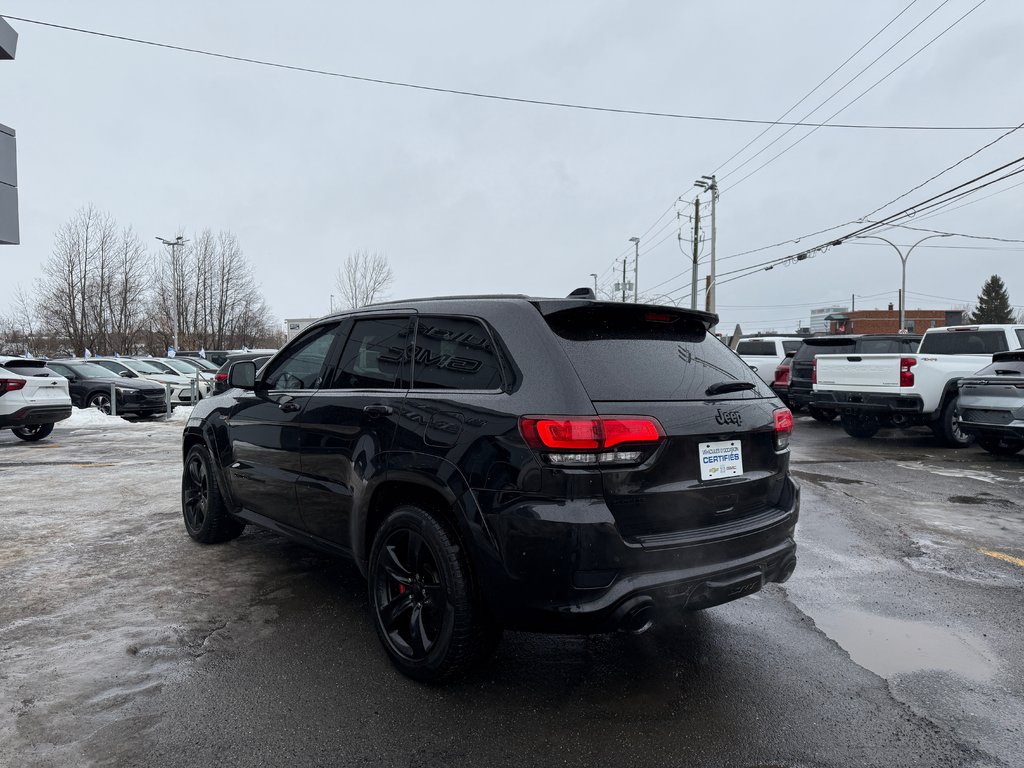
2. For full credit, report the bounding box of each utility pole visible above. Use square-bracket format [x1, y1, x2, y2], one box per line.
[629, 237, 640, 302]
[156, 235, 188, 351]
[621, 258, 628, 302]
[691, 197, 701, 310]
[694, 175, 718, 320]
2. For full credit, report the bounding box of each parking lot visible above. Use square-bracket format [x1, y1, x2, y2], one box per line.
[2, 410, 1022, 768]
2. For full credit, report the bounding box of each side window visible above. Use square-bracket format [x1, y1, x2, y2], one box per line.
[782, 340, 802, 354]
[332, 316, 413, 389]
[412, 316, 503, 391]
[48, 363, 72, 377]
[902, 338, 920, 353]
[1017, 329, 1024, 348]
[262, 324, 340, 390]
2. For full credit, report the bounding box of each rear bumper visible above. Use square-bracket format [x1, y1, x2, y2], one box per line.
[0, 405, 72, 428]
[813, 390, 925, 415]
[770, 384, 789, 404]
[478, 477, 800, 633]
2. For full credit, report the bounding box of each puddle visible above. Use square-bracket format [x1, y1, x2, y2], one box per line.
[791, 470, 866, 486]
[812, 608, 994, 682]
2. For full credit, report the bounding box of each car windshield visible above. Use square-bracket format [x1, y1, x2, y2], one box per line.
[124, 360, 169, 374]
[69, 362, 119, 378]
[158, 359, 196, 374]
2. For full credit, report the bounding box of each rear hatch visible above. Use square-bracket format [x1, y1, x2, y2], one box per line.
[959, 354, 1024, 424]
[540, 304, 790, 543]
[1, 360, 70, 403]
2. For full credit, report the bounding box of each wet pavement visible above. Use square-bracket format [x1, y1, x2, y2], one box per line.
[1, 412, 1022, 767]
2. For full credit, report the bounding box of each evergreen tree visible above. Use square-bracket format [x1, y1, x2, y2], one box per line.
[969, 275, 1015, 324]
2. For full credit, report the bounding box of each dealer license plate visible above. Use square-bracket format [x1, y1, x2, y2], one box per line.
[698, 440, 743, 481]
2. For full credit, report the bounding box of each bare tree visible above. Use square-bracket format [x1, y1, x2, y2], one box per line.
[335, 251, 394, 309]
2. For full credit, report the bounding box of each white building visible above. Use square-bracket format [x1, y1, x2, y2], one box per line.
[808, 306, 848, 334]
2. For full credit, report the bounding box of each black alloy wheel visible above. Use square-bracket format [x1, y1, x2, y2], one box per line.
[369, 504, 501, 682]
[87, 392, 112, 415]
[374, 528, 448, 661]
[11, 423, 55, 441]
[935, 399, 975, 449]
[808, 406, 837, 423]
[181, 445, 246, 543]
[840, 415, 879, 439]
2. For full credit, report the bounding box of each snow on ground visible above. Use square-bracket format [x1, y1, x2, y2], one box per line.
[57, 406, 194, 432]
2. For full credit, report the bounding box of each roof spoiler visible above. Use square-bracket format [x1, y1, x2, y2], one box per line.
[992, 350, 1024, 362]
[567, 287, 596, 300]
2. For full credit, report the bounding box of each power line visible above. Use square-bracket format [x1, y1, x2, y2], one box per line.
[711, 0, 922, 178]
[719, 0, 952, 183]
[722, 0, 991, 193]
[1, 14, 1016, 131]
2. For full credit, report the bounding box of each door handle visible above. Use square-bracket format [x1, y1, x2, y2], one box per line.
[278, 401, 300, 413]
[363, 404, 393, 418]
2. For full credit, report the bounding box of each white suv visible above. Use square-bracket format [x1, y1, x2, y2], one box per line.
[0, 357, 73, 441]
[735, 337, 804, 384]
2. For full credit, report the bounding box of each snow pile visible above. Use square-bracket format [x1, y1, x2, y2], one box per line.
[165, 406, 194, 423]
[62, 407, 137, 429]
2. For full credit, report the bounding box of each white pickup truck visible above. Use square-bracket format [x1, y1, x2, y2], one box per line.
[811, 324, 1024, 446]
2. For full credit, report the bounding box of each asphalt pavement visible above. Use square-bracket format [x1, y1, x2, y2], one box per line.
[1, 412, 1021, 767]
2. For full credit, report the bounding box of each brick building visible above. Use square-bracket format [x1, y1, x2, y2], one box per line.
[825, 307, 965, 335]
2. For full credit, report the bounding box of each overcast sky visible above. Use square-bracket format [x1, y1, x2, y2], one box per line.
[1, 1, 1022, 334]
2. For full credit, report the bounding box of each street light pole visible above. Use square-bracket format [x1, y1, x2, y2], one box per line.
[589, 273, 598, 296]
[156, 235, 188, 351]
[629, 237, 640, 302]
[854, 233, 952, 330]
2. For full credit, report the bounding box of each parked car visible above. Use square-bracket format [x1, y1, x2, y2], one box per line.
[90, 357, 202, 405]
[171, 356, 220, 373]
[0, 357, 72, 441]
[813, 325, 1022, 446]
[178, 348, 277, 367]
[790, 334, 921, 422]
[181, 294, 799, 682]
[770, 352, 795, 407]
[957, 350, 1024, 456]
[212, 352, 272, 395]
[140, 357, 216, 387]
[45, 360, 168, 417]
[736, 336, 804, 384]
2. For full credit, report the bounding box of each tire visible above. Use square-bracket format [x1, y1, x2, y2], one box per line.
[12, 423, 55, 441]
[181, 444, 246, 543]
[808, 407, 837, 423]
[840, 415, 879, 439]
[977, 436, 1024, 456]
[935, 398, 975, 449]
[368, 504, 501, 683]
[87, 391, 112, 415]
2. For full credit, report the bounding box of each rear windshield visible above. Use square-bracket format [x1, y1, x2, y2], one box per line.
[1, 361, 61, 377]
[736, 339, 776, 356]
[544, 306, 770, 401]
[919, 330, 1010, 355]
[793, 339, 856, 362]
[782, 340, 802, 353]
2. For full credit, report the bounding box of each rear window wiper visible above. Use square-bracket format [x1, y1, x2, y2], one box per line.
[705, 381, 756, 396]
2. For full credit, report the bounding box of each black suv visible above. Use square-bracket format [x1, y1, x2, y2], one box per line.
[789, 334, 921, 421]
[181, 295, 799, 681]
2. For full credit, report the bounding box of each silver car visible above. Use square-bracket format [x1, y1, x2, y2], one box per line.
[957, 351, 1024, 456]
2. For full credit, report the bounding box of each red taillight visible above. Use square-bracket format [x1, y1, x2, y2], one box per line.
[0, 378, 27, 395]
[811, 358, 817, 385]
[774, 407, 793, 450]
[215, 372, 228, 382]
[899, 357, 917, 387]
[519, 416, 663, 465]
[774, 365, 790, 386]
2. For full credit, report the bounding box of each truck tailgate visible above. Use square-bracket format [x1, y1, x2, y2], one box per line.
[814, 354, 903, 390]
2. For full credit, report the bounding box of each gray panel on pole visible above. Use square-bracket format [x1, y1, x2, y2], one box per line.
[0, 18, 17, 60]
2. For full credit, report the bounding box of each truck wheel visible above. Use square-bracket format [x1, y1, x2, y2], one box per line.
[840, 415, 879, 439]
[368, 504, 501, 683]
[808, 407, 836, 423]
[936, 399, 975, 449]
[12, 423, 55, 441]
[977, 436, 1024, 456]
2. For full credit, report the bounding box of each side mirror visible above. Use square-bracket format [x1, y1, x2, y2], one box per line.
[119, 370, 134, 378]
[228, 360, 257, 390]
